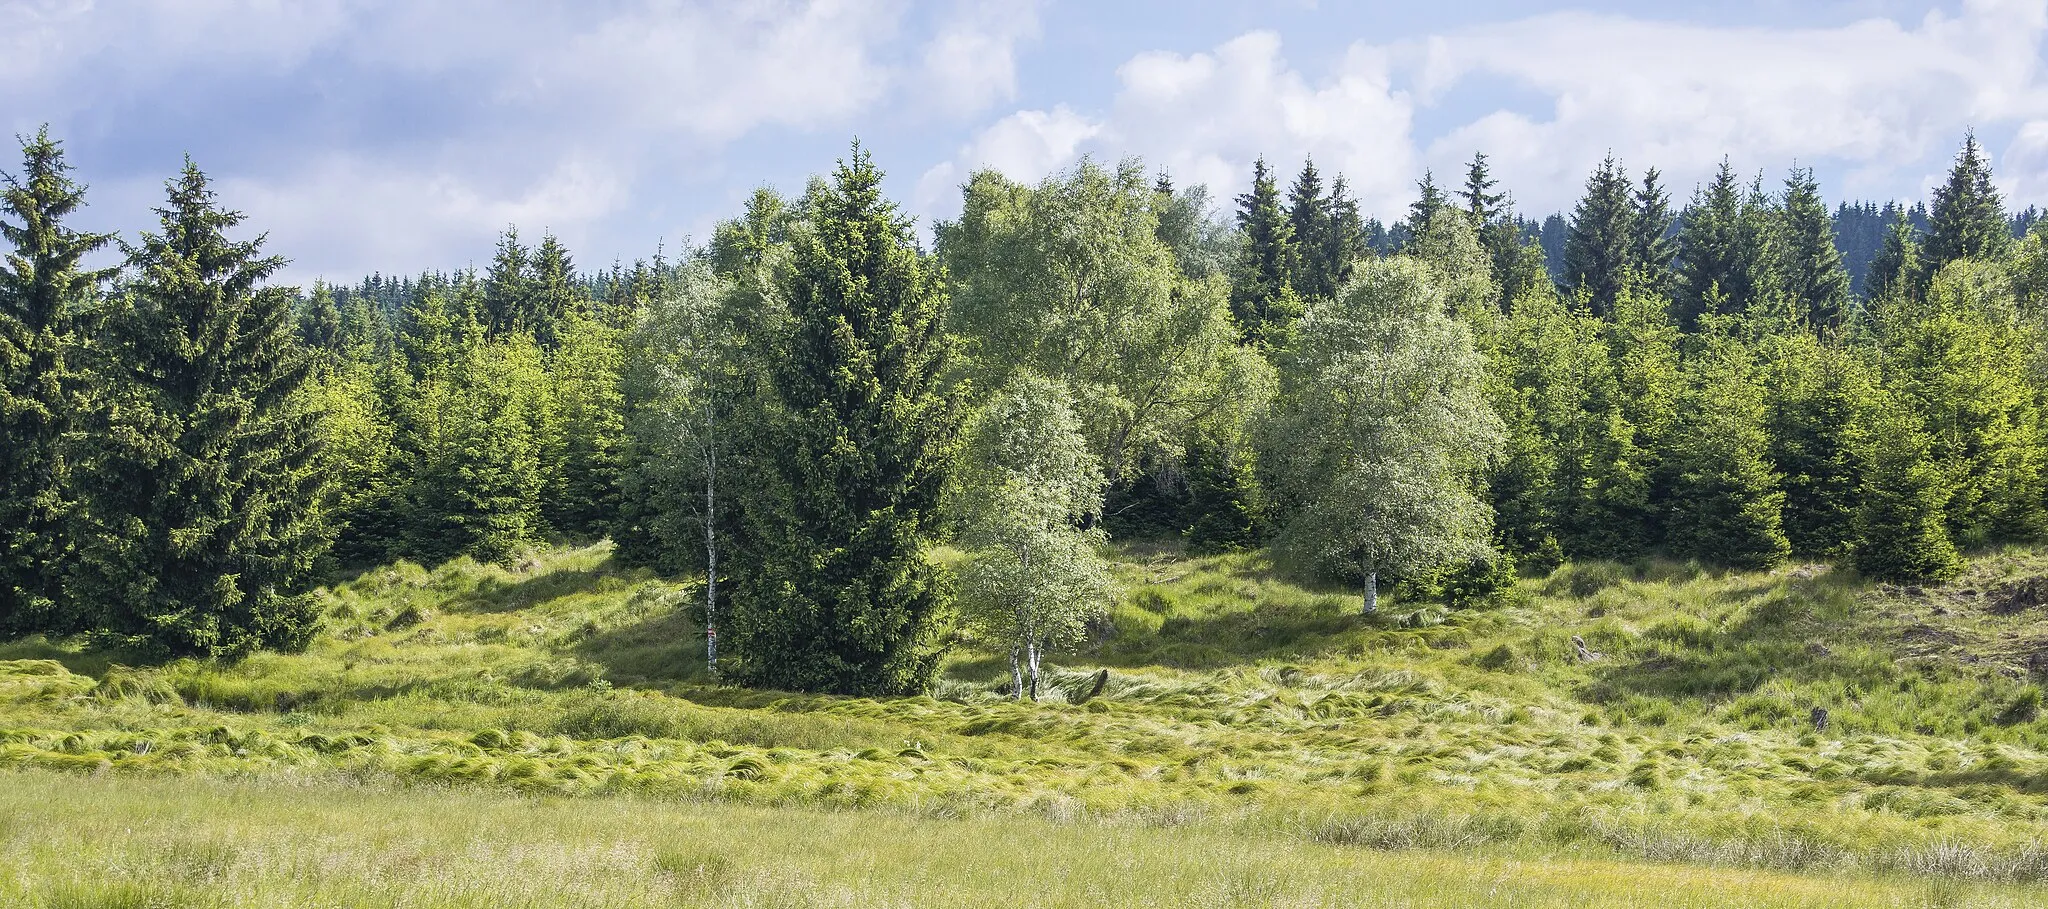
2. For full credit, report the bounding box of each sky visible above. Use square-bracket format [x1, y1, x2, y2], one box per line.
[6, 0, 2048, 285]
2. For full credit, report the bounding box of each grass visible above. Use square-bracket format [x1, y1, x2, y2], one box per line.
[6, 540, 2048, 902]
[2, 770, 2041, 908]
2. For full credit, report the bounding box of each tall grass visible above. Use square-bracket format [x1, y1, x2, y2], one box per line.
[6, 540, 2048, 894]
[2, 771, 2041, 909]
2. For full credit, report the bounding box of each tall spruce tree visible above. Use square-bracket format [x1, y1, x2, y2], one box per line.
[1229, 157, 1300, 345]
[1924, 132, 2011, 273]
[529, 232, 580, 347]
[1285, 157, 1338, 303]
[1564, 155, 1637, 315]
[1630, 167, 1677, 298]
[1675, 160, 1760, 329]
[482, 227, 531, 337]
[542, 309, 625, 539]
[1776, 167, 1852, 331]
[67, 161, 327, 657]
[0, 127, 113, 637]
[1409, 167, 1458, 236]
[728, 146, 960, 696]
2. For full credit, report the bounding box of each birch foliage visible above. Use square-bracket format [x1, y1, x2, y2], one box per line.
[952, 373, 1115, 699]
[1261, 257, 1503, 612]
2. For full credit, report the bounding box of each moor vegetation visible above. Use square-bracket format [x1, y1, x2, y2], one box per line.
[6, 124, 2048, 905]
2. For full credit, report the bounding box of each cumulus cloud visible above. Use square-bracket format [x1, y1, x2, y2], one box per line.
[1419, 0, 2048, 209]
[915, 31, 1419, 220]
[933, 0, 2048, 223]
[2, 0, 929, 282]
[919, 0, 1044, 114]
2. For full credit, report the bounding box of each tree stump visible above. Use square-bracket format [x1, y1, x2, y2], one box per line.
[1810, 706, 1830, 732]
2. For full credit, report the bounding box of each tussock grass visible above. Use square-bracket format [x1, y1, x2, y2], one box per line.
[7, 540, 2048, 898]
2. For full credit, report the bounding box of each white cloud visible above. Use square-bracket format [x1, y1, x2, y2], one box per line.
[917, 32, 1419, 221]
[919, 0, 1044, 114]
[1419, 0, 2048, 210]
[934, 0, 2048, 224]
[214, 153, 628, 284]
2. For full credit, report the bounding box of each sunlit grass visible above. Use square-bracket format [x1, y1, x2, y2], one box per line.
[2, 771, 2040, 909]
[6, 538, 2048, 899]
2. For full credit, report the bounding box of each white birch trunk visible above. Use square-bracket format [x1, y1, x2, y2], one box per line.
[702, 402, 720, 675]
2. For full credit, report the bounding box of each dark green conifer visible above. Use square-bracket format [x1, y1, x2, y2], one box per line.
[529, 232, 580, 347]
[727, 145, 960, 696]
[1630, 167, 1676, 297]
[1761, 335, 1873, 557]
[1852, 404, 1962, 582]
[1924, 131, 2010, 272]
[1866, 206, 1922, 304]
[299, 281, 342, 352]
[1675, 160, 1758, 329]
[482, 227, 531, 337]
[1229, 157, 1300, 345]
[1776, 167, 1852, 331]
[1661, 328, 1790, 569]
[1406, 171, 1448, 245]
[67, 161, 327, 657]
[0, 127, 113, 637]
[1564, 155, 1637, 315]
[1285, 157, 1336, 303]
[542, 310, 625, 539]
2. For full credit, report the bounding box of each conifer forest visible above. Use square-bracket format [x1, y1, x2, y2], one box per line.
[12, 116, 2048, 906]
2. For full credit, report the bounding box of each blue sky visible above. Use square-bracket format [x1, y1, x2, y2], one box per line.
[6, 0, 2047, 284]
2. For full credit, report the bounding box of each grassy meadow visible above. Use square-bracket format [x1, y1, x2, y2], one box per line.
[7, 541, 2048, 904]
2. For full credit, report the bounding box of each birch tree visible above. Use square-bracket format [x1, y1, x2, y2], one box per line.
[616, 261, 747, 673]
[953, 372, 1115, 700]
[1261, 257, 1503, 614]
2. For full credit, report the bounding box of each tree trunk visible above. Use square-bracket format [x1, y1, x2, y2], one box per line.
[1009, 649, 1025, 701]
[1026, 639, 1041, 702]
[703, 405, 719, 675]
[1362, 570, 1378, 616]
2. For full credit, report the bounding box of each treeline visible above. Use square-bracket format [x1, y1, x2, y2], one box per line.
[4, 127, 2047, 698]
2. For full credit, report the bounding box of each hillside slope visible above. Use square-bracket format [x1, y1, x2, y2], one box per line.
[6, 543, 2048, 890]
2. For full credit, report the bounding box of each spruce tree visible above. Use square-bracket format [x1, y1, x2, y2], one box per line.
[68, 161, 327, 657]
[298, 281, 343, 352]
[1630, 167, 1677, 297]
[1852, 403, 1962, 582]
[1409, 167, 1458, 236]
[1458, 152, 1507, 225]
[542, 309, 625, 539]
[482, 227, 531, 337]
[1229, 157, 1300, 345]
[1924, 132, 2011, 272]
[1776, 167, 1852, 331]
[728, 146, 960, 696]
[1761, 334, 1874, 557]
[1661, 327, 1790, 569]
[1458, 151, 1532, 307]
[0, 127, 113, 637]
[1564, 155, 1637, 315]
[528, 232, 580, 347]
[1675, 160, 1759, 328]
[1886, 262, 2046, 546]
[1867, 206, 1922, 305]
[1285, 157, 1337, 303]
